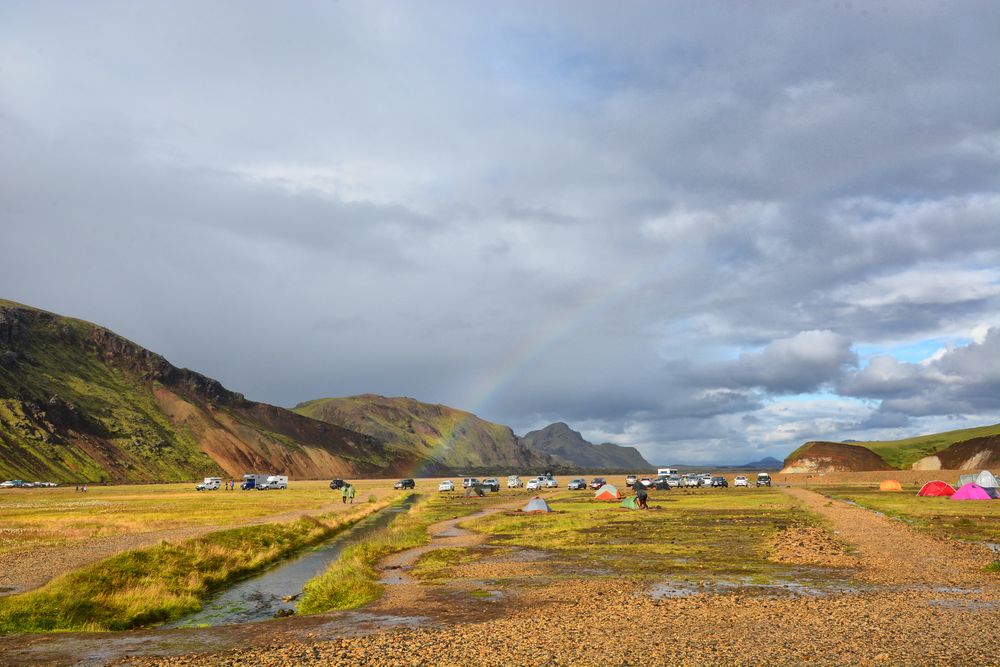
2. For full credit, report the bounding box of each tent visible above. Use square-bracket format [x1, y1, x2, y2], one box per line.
[620, 496, 639, 509]
[879, 479, 903, 492]
[986, 487, 1000, 500]
[464, 485, 485, 497]
[958, 474, 977, 487]
[594, 483, 621, 501]
[951, 483, 993, 501]
[522, 497, 552, 513]
[974, 470, 999, 489]
[917, 480, 956, 497]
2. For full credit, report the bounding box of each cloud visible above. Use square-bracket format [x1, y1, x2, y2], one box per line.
[839, 328, 1000, 417]
[1, 2, 1000, 464]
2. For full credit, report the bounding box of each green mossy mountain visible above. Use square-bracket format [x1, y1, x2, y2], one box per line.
[519, 422, 652, 470]
[782, 422, 1000, 473]
[293, 395, 550, 472]
[0, 300, 418, 482]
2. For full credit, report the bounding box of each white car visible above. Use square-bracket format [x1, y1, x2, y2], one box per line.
[734, 476, 749, 487]
[684, 477, 700, 488]
[438, 480, 455, 492]
[526, 479, 542, 490]
[507, 475, 523, 488]
[544, 477, 558, 488]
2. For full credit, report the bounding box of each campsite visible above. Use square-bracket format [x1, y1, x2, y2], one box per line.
[0, 471, 998, 665]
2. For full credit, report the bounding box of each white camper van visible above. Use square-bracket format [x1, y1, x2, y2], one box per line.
[259, 475, 288, 490]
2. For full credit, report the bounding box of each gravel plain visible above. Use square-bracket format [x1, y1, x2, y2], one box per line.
[101, 487, 1000, 667]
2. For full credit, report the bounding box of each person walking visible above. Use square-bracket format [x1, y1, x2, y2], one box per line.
[346, 483, 356, 504]
[341, 483, 350, 504]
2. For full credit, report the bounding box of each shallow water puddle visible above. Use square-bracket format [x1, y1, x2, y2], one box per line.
[168, 499, 414, 628]
[649, 573, 866, 599]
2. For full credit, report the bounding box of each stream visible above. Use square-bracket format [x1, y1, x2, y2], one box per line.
[168, 497, 415, 628]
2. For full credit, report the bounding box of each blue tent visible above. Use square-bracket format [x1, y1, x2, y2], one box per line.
[523, 497, 552, 513]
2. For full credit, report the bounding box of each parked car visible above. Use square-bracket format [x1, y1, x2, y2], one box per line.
[507, 475, 523, 488]
[651, 476, 671, 491]
[462, 478, 479, 488]
[684, 476, 700, 488]
[526, 478, 542, 491]
[589, 477, 607, 490]
[544, 477, 558, 488]
[625, 474, 638, 487]
[0, 481, 16, 488]
[567, 478, 587, 490]
[438, 480, 455, 492]
[329, 478, 345, 490]
[756, 473, 772, 487]
[666, 475, 681, 488]
[711, 476, 728, 488]
[734, 475, 749, 487]
[481, 478, 501, 492]
[639, 477, 653, 488]
[394, 478, 415, 489]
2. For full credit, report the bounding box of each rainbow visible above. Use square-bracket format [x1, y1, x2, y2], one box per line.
[405, 269, 643, 477]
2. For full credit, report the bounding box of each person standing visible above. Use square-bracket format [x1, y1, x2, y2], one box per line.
[346, 483, 356, 504]
[341, 483, 349, 504]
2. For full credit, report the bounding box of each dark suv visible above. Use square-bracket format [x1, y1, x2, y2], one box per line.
[394, 478, 416, 489]
[329, 479, 345, 490]
[711, 476, 728, 488]
[755, 473, 772, 487]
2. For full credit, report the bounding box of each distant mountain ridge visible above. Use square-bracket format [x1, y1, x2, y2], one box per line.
[293, 395, 548, 472]
[519, 422, 651, 470]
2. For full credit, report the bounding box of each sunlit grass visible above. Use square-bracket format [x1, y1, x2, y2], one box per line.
[814, 485, 1000, 543]
[0, 480, 395, 554]
[0, 497, 401, 633]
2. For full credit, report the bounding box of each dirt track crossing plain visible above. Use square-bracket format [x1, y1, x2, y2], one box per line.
[0, 477, 998, 666]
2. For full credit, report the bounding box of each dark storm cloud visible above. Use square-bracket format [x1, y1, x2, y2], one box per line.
[2, 1, 1000, 464]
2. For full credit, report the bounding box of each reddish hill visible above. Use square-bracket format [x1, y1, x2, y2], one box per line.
[781, 442, 892, 474]
[0, 300, 419, 482]
[911, 435, 1000, 471]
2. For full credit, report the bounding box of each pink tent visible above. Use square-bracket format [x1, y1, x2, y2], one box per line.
[951, 483, 993, 501]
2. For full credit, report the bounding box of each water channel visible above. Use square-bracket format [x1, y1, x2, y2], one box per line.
[168, 497, 415, 628]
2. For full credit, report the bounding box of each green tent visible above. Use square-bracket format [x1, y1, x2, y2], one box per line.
[620, 496, 639, 509]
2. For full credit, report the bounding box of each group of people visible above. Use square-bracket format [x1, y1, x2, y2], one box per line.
[223, 480, 237, 490]
[74, 485, 87, 492]
[340, 482, 356, 503]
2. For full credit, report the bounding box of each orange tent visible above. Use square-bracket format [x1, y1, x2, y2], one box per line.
[594, 483, 621, 501]
[879, 479, 903, 492]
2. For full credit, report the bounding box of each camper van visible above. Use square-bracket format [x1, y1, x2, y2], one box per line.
[196, 477, 222, 491]
[240, 473, 269, 490]
[258, 475, 288, 490]
[657, 467, 679, 477]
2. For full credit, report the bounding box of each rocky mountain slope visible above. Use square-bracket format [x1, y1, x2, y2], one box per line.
[293, 395, 549, 472]
[519, 422, 651, 470]
[782, 423, 1000, 473]
[0, 300, 418, 482]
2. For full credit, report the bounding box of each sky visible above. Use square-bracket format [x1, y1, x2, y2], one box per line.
[2, 2, 1000, 465]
